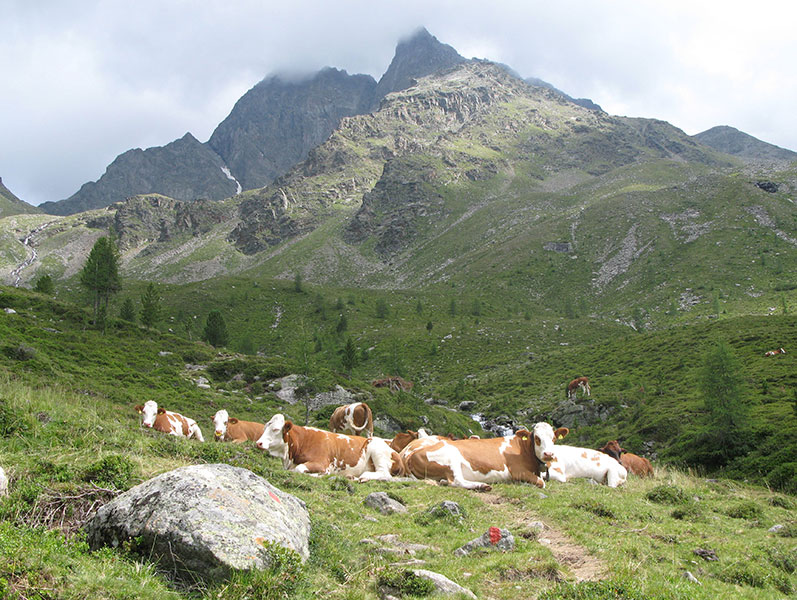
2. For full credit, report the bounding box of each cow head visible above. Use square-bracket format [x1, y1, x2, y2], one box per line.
[599, 440, 623, 461]
[138, 400, 159, 428]
[532, 422, 569, 463]
[212, 409, 229, 440]
[389, 430, 419, 452]
[256, 413, 288, 457]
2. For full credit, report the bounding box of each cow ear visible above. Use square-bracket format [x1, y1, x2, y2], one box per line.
[555, 427, 569, 440]
[284, 421, 293, 432]
[229, 418, 239, 424]
[157, 407, 166, 414]
[134, 405, 143, 413]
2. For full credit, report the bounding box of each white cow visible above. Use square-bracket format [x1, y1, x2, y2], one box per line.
[135, 400, 204, 442]
[532, 422, 627, 487]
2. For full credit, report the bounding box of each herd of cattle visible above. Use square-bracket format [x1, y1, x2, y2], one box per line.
[135, 396, 654, 490]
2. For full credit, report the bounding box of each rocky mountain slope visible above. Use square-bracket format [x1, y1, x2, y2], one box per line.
[39, 29, 467, 216]
[695, 125, 797, 162]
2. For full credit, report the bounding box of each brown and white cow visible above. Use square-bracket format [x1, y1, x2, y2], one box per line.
[389, 430, 420, 452]
[399, 430, 546, 491]
[567, 377, 591, 399]
[135, 400, 204, 442]
[256, 414, 403, 481]
[329, 402, 374, 438]
[598, 440, 654, 477]
[533, 422, 626, 487]
[764, 347, 786, 357]
[211, 409, 265, 443]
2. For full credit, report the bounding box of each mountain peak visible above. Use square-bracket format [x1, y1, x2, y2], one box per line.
[694, 125, 797, 162]
[373, 27, 467, 106]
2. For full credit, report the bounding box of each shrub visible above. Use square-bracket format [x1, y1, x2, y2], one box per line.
[214, 541, 306, 600]
[5, 344, 37, 361]
[538, 578, 653, 599]
[768, 495, 794, 510]
[377, 568, 435, 597]
[671, 503, 703, 521]
[717, 561, 793, 595]
[82, 455, 136, 490]
[646, 485, 688, 505]
[571, 499, 616, 519]
[725, 501, 763, 520]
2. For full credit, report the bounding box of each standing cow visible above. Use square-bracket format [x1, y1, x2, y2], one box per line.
[135, 400, 204, 442]
[598, 440, 654, 477]
[329, 402, 373, 438]
[533, 422, 626, 487]
[567, 377, 591, 399]
[211, 409, 265, 443]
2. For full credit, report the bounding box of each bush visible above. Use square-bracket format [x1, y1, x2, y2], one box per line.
[4, 344, 36, 361]
[725, 501, 763, 520]
[377, 568, 435, 597]
[538, 578, 655, 600]
[646, 485, 688, 505]
[82, 455, 136, 489]
[716, 561, 793, 595]
[671, 503, 703, 521]
[571, 499, 616, 519]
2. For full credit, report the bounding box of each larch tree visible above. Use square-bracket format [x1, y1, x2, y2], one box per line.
[80, 236, 120, 326]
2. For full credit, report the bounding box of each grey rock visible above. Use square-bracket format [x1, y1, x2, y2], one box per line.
[0, 466, 8, 497]
[458, 401, 477, 411]
[86, 463, 310, 583]
[425, 501, 465, 521]
[412, 569, 477, 599]
[682, 571, 701, 585]
[551, 397, 614, 428]
[454, 528, 514, 556]
[769, 524, 784, 533]
[364, 492, 408, 515]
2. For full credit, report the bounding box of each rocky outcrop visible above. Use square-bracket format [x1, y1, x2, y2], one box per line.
[344, 157, 446, 257]
[86, 464, 310, 583]
[41, 133, 237, 216]
[372, 28, 467, 108]
[551, 398, 614, 428]
[112, 194, 233, 250]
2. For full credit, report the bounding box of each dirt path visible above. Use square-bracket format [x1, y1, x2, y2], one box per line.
[480, 493, 606, 582]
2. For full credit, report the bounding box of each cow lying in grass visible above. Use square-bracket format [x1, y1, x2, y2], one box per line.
[399, 429, 546, 491]
[533, 422, 626, 487]
[135, 400, 204, 442]
[598, 440, 654, 477]
[256, 414, 403, 481]
[211, 409, 264, 443]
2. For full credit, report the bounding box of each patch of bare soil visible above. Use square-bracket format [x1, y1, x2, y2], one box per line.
[480, 492, 606, 582]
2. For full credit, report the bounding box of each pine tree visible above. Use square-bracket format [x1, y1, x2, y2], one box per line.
[139, 283, 162, 328]
[33, 274, 54, 295]
[342, 337, 358, 373]
[336, 314, 348, 334]
[80, 236, 120, 324]
[119, 298, 136, 322]
[202, 310, 229, 347]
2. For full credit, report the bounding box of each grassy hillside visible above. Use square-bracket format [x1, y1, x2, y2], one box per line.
[0, 286, 794, 599]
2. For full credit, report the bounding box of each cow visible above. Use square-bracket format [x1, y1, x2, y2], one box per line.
[134, 400, 204, 442]
[371, 376, 414, 393]
[598, 440, 654, 477]
[532, 422, 626, 487]
[399, 430, 546, 491]
[329, 402, 373, 438]
[389, 430, 420, 452]
[567, 377, 591, 399]
[211, 409, 265, 443]
[764, 347, 786, 357]
[256, 414, 403, 481]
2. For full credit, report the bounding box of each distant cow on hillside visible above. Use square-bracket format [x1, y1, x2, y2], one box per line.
[764, 347, 786, 357]
[329, 402, 373, 438]
[598, 440, 654, 477]
[135, 401, 204, 442]
[566, 377, 591, 399]
[372, 376, 413, 393]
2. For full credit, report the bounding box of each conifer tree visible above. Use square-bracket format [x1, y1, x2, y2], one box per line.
[119, 297, 136, 322]
[202, 310, 229, 347]
[33, 274, 54, 295]
[342, 337, 358, 373]
[80, 236, 120, 325]
[139, 283, 162, 328]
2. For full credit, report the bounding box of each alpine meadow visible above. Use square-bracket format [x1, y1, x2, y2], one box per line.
[0, 28, 795, 600]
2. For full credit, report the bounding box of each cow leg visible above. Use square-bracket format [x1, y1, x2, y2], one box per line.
[293, 462, 329, 475]
[605, 465, 627, 487]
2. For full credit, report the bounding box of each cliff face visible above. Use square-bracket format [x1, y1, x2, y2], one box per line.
[208, 68, 377, 193]
[40, 134, 237, 216]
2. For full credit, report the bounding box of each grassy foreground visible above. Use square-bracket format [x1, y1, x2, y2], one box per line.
[0, 378, 794, 599]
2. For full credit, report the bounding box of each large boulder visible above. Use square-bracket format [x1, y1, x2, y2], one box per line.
[86, 464, 310, 583]
[0, 466, 8, 496]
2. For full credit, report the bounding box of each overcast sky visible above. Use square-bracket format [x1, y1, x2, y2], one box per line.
[2, 0, 796, 206]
